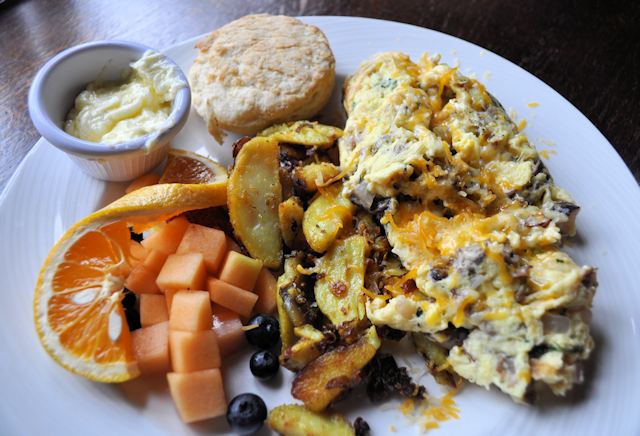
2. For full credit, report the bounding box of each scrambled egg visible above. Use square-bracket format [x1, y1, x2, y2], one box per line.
[339, 52, 596, 402]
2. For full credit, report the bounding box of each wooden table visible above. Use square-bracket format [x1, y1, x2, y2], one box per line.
[1, 0, 638, 191]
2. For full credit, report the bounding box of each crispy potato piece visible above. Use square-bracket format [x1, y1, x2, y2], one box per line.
[294, 324, 325, 341]
[303, 183, 354, 253]
[314, 235, 367, 327]
[277, 257, 301, 352]
[228, 137, 283, 268]
[279, 197, 305, 248]
[293, 162, 341, 193]
[292, 326, 380, 412]
[267, 404, 354, 436]
[282, 338, 323, 372]
[258, 121, 343, 149]
[282, 325, 326, 371]
[412, 333, 462, 388]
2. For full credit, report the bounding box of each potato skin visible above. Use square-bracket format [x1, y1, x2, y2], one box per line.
[228, 137, 283, 268]
[267, 404, 355, 436]
[291, 326, 380, 412]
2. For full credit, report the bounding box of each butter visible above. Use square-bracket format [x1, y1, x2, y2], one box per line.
[64, 50, 186, 145]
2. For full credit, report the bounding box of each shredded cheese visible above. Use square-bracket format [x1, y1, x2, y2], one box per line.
[396, 388, 461, 432]
[517, 119, 527, 131]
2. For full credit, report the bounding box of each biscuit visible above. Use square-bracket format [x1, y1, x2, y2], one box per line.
[189, 14, 335, 142]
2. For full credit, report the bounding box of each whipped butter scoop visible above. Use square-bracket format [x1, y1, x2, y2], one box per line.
[64, 50, 186, 145]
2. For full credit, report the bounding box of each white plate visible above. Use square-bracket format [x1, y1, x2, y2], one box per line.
[1, 16, 639, 436]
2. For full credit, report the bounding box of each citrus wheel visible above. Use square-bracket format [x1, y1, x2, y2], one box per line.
[34, 174, 227, 382]
[159, 149, 228, 185]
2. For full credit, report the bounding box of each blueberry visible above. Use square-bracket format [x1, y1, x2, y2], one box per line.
[226, 393, 267, 435]
[250, 350, 279, 380]
[244, 314, 279, 349]
[122, 289, 137, 309]
[129, 228, 144, 242]
[125, 307, 141, 331]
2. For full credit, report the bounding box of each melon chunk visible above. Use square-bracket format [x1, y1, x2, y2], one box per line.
[169, 290, 212, 331]
[176, 224, 227, 274]
[141, 217, 190, 255]
[131, 321, 170, 375]
[125, 172, 161, 194]
[208, 277, 258, 318]
[143, 249, 168, 274]
[212, 303, 236, 317]
[252, 267, 277, 314]
[212, 308, 245, 356]
[140, 294, 169, 327]
[169, 330, 221, 372]
[164, 288, 180, 311]
[167, 369, 226, 423]
[125, 264, 160, 294]
[156, 253, 206, 291]
[218, 251, 263, 291]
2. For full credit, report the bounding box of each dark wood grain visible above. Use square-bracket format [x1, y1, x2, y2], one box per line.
[1, 0, 638, 191]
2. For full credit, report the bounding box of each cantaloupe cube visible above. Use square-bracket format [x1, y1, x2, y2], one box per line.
[141, 216, 190, 255]
[143, 249, 168, 274]
[176, 224, 227, 274]
[169, 330, 221, 372]
[252, 268, 277, 314]
[208, 277, 258, 318]
[125, 172, 161, 194]
[140, 294, 169, 327]
[129, 240, 148, 262]
[218, 251, 263, 291]
[212, 303, 237, 317]
[156, 253, 206, 291]
[212, 308, 245, 356]
[169, 290, 212, 331]
[131, 321, 170, 375]
[167, 369, 226, 423]
[165, 288, 180, 311]
[125, 264, 160, 294]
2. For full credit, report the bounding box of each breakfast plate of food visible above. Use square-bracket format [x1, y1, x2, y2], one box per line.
[1, 14, 639, 436]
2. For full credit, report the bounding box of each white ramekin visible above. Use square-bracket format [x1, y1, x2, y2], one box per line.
[28, 40, 191, 182]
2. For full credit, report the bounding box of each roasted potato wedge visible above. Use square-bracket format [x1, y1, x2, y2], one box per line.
[258, 121, 343, 149]
[282, 325, 326, 371]
[293, 162, 341, 193]
[292, 326, 380, 412]
[228, 137, 283, 268]
[267, 404, 355, 436]
[303, 183, 354, 253]
[277, 257, 302, 351]
[314, 235, 367, 327]
[279, 197, 305, 248]
[294, 324, 325, 341]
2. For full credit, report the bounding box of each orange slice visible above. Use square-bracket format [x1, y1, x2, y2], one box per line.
[34, 158, 227, 383]
[159, 149, 228, 185]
